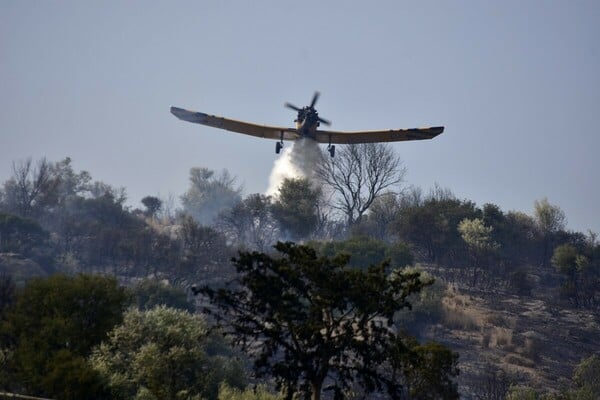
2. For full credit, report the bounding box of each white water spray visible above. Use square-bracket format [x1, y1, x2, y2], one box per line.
[266, 138, 323, 197]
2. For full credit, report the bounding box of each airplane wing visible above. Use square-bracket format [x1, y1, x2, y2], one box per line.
[314, 126, 444, 144]
[170, 107, 300, 141]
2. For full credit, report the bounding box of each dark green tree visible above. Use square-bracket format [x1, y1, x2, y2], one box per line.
[199, 242, 458, 400]
[395, 196, 480, 265]
[0, 273, 15, 320]
[534, 198, 567, 268]
[130, 278, 195, 312]
[314, 236, 413, 270]
[501, 211, 538, 267]
[271, 178, 321, 241]
[399, 340, 460, 399]
[4, 274, 127, 398]
[571, 354, 600, 399]
[141, 195, 162, 218]
[458, 218, 499, 287]
[178, 215, 232, 283]
[552, 240, 599, 308]
[0, 213, 54, 268]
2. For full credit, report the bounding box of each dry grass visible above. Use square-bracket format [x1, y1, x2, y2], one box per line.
[503, 353, 536, 369]
[521, 336, 542, 361]
[480, 327, 514, 349]
[493, 327, 514, 349]
[443, 308, 480, 331]
[485, 313, 516, 329]
[442, 292, 483, 331]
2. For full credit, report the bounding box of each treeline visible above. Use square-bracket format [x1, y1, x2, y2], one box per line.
[0, 154, 598, 307]
[0, 152, 599, 399]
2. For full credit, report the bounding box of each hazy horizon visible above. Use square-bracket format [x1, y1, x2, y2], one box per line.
[2, 1, 599, 233]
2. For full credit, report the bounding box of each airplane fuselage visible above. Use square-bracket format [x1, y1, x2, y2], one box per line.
[295, 119, 319, 139]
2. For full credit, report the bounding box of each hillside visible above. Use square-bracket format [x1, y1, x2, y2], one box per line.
[420, 265, 600, 398]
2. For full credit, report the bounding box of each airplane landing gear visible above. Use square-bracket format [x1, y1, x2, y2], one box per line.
[328, 144, 335, 157]
[276, 131, 284, 154]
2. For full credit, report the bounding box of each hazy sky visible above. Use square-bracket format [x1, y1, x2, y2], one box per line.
[1, 1, 599, 233]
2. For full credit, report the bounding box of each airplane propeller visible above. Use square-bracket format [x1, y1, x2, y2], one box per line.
[284, 102, 302, 112]
[284, 91, 331, 126]
[318, 117, 331, 126]
[310, 91, 320, 108]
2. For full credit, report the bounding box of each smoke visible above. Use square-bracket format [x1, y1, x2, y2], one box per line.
[266, 138, 323, 198]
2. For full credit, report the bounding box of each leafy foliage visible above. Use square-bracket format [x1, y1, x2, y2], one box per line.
[395, 196, 480, 265]
[178, 215, 232, 282]
[141, 196, 162, 218]
[90, 306, 244, 400]
[0, 213, 54, 268]
[218, 383, 282, 400]
[130, 279, 195, 312]
[3, 274, 127, 398]
[572, 354, 600, 399]
[314, 236, 413, 270]
[271, 178, 321, 241]
[200, 242, 458, 399]
[552, 240, 600, 308]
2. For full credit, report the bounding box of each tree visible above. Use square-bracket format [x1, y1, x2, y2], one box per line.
[316, 143, 406, 226]
[199, 242, 458, 400]
[218, 383, 282, 400]
[217, 194, 280, 251]
[130, 279, 195, 313]
[472, 363, 509, 400]
[395, 196, 480, 265]
[458, 218, 499, 287]
[394, 268, 445, 334]
[314, 236, 413, 270]
[0, 274, 15, 320]
[141, 196, 162, 218]
[90, 306, 244, 400]
[271, 178, 321, 241]
[1, 158, 59, 218]
[571, 354, 600, 400]
[55, 193, 145, 273]
[181, 168, 242, 225]
[4, 274, 127, 398]
[506, 386, 538, 400]
[400, 340, 460, 399]
[552, 241, 599, 308]
[0, 213, 54, 268]
[534, 198, 566, 267]
[178, 215, 232, 283]
[502, 211, 538, 266]
[49, 157, 92, 202]
[352, 191, 401, 241]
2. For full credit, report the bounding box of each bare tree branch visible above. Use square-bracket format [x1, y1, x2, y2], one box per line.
[316, 143, 406, 226]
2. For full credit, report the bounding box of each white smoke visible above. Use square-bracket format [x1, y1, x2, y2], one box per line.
[266, 138, 323, 198]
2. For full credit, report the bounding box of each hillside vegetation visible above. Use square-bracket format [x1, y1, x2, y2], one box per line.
[0, 153, 598, 399]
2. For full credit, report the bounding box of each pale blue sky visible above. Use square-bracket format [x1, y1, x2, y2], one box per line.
[1, 1, 599, 233]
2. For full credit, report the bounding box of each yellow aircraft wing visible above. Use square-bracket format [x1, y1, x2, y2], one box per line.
[170, 107, 300, 141]
[314, 126, 444, 144]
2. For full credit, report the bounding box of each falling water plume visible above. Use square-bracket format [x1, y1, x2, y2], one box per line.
[266, 138, 322, 198]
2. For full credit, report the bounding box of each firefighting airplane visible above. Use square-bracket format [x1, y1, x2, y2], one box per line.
[170, 92, 443, 157]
